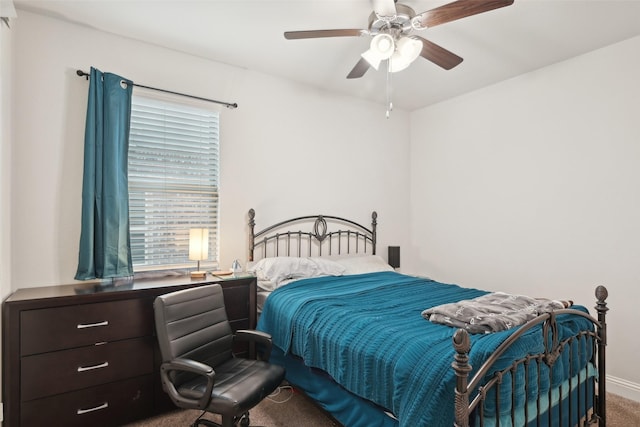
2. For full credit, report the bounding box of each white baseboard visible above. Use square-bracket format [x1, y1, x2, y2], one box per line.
[607, 375, 640, 402]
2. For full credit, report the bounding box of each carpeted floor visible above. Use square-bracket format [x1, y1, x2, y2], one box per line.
[126, 388, 639, 427]
[606, 393, 640, 427]
[125, 386, 337, 427]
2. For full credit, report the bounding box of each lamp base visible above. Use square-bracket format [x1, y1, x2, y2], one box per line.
[190, 270, 207, 279]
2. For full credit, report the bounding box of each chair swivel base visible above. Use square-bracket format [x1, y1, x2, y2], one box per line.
[192, 419, 220, 427]
[191, 412, 251, 427]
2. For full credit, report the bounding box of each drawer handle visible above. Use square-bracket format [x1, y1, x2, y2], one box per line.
[77, 361, 109, 372]
[76, 402, 108, 415]
[77, 320, 109, 329]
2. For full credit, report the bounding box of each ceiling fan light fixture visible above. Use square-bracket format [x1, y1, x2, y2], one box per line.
[361, 33, 395, 69]
[390, 36, 422, 72]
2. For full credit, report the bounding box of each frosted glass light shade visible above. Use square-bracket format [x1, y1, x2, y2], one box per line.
[371, 34, 395, 58]
[189, 228, 209, 261]
[361, 33, 395, 70]
[361, 50, 383, 70]
[390, 36, 422, 72]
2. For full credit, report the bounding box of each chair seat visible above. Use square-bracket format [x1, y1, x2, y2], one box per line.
[178, 358, 285, 416]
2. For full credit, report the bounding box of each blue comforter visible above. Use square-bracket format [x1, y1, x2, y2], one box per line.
[257, 272, 591, 427]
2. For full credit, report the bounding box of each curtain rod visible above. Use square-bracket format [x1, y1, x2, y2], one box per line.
[76, 69, 238, 109]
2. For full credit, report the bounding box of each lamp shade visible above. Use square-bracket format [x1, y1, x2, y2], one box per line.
[390, 36, 422, 72]
[189, 228, 209, 261]
[361, 33, 395, 70]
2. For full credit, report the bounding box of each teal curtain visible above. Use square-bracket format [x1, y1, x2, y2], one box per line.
[75, 67, 134, 280]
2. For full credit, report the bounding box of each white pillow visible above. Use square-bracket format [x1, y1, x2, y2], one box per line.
[249, 257, 314, 284]
[310, 257, 347, 277]
[248, 257, 345, 287]
[257, 279, 278, 292]
[333, 255, 394, 275]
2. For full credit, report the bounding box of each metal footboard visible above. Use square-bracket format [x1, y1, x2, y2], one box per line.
[453, 286, 608, 427]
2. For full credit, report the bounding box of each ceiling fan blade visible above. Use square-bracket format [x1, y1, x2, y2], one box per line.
[347, 57, 371, 79]
[413, 0, 514, 29]
[284, 29, 367, 40]
[371, 0, 397, 18]
[415, 36, 463, 70]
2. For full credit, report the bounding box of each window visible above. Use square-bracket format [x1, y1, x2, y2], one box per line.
[128, 95, 219, 271]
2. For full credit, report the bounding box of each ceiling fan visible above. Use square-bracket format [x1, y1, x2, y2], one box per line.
[284, 0, 515, 79]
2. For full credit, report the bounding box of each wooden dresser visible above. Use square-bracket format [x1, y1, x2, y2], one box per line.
[2, 274, 257, 427]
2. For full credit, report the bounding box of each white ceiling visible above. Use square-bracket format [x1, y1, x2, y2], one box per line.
[13, 0, 640, 111]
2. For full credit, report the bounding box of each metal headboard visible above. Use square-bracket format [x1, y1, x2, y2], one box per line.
[248, 209, 377, 262]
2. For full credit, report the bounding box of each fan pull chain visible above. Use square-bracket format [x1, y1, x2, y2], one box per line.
[386, 60, 393, 118]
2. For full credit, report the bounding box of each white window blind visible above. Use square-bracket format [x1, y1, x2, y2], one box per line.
[128, 95, 219, 270]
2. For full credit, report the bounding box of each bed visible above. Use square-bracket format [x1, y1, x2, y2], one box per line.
[247, 209, 608, 427]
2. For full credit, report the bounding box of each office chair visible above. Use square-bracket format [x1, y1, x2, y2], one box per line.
[154, 284, 285, 427]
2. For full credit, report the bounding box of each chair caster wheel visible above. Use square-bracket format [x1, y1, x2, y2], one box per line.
[238, 413, 250, 427]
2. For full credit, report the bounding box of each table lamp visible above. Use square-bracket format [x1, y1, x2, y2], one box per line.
[189, 228, 209, 279]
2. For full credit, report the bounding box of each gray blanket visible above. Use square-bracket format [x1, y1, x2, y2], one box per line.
[422, 292, 572, 334]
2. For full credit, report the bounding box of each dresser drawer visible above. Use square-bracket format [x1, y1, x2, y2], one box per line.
[21, 337, 154, 401]
[20, 298, 153, 355]
[21, 374, 153, 426]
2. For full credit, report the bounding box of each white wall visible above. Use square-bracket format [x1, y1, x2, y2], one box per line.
[409, 35, 640, 399]
[9, 10, 411, 290]
[1, 15, 15, 414]
[221, 71, 411, 265]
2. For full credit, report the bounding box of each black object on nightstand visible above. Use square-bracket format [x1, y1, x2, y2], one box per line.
[388, 246, 400, 269]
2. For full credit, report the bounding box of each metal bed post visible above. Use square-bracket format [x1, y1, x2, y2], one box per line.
[452, 329, 472, 427]
[371, 211, 377, 255]
[595, 285, 609, 427]
[248, 208, 256, 262]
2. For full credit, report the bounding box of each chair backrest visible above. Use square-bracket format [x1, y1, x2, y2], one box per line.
[154, 284, 234, 377]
